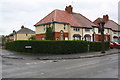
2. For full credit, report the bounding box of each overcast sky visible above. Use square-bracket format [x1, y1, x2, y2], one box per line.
[0, 0, 119, 35]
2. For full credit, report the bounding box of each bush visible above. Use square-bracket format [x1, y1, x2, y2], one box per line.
[6, 40, 109, 54]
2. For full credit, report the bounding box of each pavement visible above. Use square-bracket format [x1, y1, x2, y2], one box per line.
[0, 49, 119, 60]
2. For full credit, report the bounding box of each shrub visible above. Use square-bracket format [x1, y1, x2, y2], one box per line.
[6, 40, 109, 54]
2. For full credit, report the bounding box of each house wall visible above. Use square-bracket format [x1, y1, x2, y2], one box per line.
[8, 36, 14, 41]
[68, 27, 82, 40]
[35, 23, 69, 40]
[9, 36, 14, 40]
[36, 23, 68, 35]
[54, 23, 68, 32]
[36, 34, 46, 40]
[93, 27, 111, 41]
[16, 34, 35, 40]
[35, 23, 119, 41]
[112, 31, 119, 42]
[99, 28, 116, 41]
[35, 23, 94, 41]
[83, 28, 93, 41]
[36, 25, 46, 34]
[94, 28, 99, 34]
[54, 23, 69, 40]
[93, 27, 110, 34]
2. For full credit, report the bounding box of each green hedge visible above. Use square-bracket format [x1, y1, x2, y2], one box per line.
[6, 40, 109, 54]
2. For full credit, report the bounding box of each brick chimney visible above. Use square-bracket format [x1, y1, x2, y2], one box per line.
[103, 15, 109, 21]
[13, 30, 16, 34]
[13, 30, 16, 33]
[65, 5, 73, 14]
[21, 25, 24, 29]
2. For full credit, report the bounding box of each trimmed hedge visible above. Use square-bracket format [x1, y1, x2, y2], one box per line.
[6, 40, 109, 54]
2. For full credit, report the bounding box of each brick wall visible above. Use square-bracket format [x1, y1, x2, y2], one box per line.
[36, 34, 46, 40]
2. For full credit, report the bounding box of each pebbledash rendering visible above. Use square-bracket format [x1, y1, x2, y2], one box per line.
[34, 5, 120, 42]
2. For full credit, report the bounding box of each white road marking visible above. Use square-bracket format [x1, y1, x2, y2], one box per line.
[65, 61, 99, 69]
[40, 73, 45, 75]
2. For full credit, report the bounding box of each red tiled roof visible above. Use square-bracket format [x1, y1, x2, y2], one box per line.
[35, 9, 96, 28]
[93, 18, 103, 26]
[104, 20, 119, 31]
[35, 10, 55, 26]
[54, 10, 81, 27]
[94, 18, 119, 31]
[72, 13, 96, 27]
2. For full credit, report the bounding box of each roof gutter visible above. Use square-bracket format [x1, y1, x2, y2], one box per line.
[34, 22, 69, 27]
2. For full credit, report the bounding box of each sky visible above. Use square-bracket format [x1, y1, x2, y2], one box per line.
[0, 0, 119, 35]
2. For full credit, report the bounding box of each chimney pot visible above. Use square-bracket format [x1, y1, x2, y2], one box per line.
[103, 14, 109, 21]
[13, 30, 16, 34]
[13, 30, 16, 33]
[21, 25, 24, 29]
[65, 5, 73, 14]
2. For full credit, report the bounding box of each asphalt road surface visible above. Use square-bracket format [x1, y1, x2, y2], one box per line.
[2, 51, 118, 78]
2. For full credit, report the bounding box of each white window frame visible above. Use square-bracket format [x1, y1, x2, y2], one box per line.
[85, 37, 91, 41]
[65, 37, 68, 40]
[114, 32, 117, 34]
[41, 37, 45, 40]
[64, 25, 67, 30]
[113, 38, 118, 42]
[85, 28, 90, 32]
[73, 28, 80, 31]
[73, 36, 81, 40]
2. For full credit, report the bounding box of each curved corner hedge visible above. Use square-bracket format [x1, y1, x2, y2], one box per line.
[6, 40, 109, 54]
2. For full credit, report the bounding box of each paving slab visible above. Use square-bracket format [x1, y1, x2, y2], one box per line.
[0, 49, 119, 60]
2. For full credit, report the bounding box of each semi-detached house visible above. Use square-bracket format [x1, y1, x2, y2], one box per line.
[94, 15, 120, 42]
[7, 25, 35, 41]
[34, 5, 120, 42]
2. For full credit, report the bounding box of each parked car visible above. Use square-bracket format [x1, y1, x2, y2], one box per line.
[110, 41, 120, 49]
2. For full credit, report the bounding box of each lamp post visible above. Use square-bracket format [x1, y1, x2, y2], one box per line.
[98, 21, 105, 53]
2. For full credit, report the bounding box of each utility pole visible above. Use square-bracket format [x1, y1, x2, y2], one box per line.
[98, 21, 105, 53]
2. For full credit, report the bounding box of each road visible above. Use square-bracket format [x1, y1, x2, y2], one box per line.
[1, 50, 118, 78]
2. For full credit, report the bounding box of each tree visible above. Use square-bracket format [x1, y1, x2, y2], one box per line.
[45, 27, 54, 40]
[1, 35, 7, 46]
[28, 35, 36, 40]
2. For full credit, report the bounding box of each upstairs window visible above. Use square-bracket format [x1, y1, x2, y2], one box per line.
[73, 27, 80, 31]
[114, 32, 117, 34]
[85, 28, 90, 32]
[43, 26, 46, 31]
[64, 24, 67, 30]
